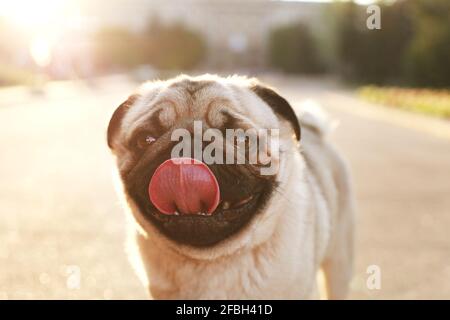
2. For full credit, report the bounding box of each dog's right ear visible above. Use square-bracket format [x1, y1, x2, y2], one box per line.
[107, 94, 139, 150]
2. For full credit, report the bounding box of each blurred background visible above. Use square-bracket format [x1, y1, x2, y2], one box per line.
[0, 0, 449, 299]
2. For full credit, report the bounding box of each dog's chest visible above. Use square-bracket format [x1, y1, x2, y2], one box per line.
[146, 241, 315, 299]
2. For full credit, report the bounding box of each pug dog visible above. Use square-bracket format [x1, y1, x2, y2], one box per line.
[107, 74, 354, 299]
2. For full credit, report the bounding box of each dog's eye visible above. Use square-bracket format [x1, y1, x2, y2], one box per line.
[134, 132, 156, 150]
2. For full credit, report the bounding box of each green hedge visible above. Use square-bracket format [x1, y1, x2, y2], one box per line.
[359, 86, 450, 118]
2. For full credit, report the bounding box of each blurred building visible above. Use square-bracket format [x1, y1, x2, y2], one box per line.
[145, 0, 325, 69]
[0, 0, 328, 81]
[86, 0, 327, 70]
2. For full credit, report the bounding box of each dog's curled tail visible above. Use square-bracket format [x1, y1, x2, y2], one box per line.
[296, 99, 337, 139]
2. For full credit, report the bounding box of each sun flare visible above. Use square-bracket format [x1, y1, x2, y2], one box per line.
[0, 0, 71, 30]
[0, 0, 80, 66]
[29, 35, 53, 67]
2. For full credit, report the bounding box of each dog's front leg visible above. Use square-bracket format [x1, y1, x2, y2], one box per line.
[321, 193, 354, 300]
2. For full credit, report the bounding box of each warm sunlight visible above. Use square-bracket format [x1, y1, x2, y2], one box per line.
[29, 35, 53, 67]
[0, 0, 81, 67]
[0, 0, 71, 31]
[0, 0, 449, 303]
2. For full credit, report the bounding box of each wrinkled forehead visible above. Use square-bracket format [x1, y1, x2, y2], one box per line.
[121, 77, 279, 133]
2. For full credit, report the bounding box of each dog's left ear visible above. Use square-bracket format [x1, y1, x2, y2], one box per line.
[107, 94, 140, 150]
[250, 84, 301, 141]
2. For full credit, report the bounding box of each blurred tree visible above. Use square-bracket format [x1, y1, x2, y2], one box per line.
[268, 23, 324, 74]
[335, 1, 414, 84]
[406, 0, 450, 88]
[0, 19, 9, 61]
[0, 18, 35, 86]
[94, 20, 205, 72]
[94, 27, 143, 70]
[143, 19, 206, 70]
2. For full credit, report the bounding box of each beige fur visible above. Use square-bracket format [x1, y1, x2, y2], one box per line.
[109, 74, 354, 299]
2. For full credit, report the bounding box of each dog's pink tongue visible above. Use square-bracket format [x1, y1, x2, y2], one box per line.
[148, 158, 220, 215]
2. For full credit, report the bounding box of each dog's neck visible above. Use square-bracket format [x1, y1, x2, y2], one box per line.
[135, 220, 310, 299]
